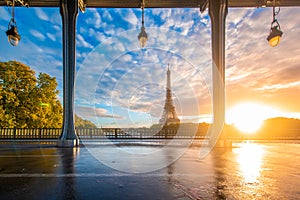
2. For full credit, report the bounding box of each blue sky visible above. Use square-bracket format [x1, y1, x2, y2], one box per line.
[0, 6, 300, 128]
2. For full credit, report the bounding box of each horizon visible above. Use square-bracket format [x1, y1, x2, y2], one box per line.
[95, 116, 300, 129]
[0, 7, 300, 132]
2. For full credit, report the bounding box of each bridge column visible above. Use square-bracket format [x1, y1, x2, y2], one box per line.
[209, 0, 231, 147]
[57, 0, 79, 147]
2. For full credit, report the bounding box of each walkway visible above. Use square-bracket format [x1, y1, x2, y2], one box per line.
[0, 141, 299, 199]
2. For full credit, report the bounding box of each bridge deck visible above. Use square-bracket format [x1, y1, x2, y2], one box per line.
[0, 142, 299, 199]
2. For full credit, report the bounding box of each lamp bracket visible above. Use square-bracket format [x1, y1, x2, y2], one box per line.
[6, 0, 29, 7]
[141, 0, 145, 9]
[199, 0, 208, 13]
[79, 0, 86, 13]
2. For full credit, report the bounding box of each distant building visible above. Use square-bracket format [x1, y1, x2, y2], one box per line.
[159, 65, 180, 126]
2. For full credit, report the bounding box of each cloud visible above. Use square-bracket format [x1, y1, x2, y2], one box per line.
[76, 34, 94, 48]
[35, 8, 49, 21]
[46, 33, 56, 41]
[122, 9, 138, 26]
[0, 7, 10, 21]
[29, 29, 46, 41]
[225, 8, 298, 79]
[1, 6, 300, 125]
[224, 7, 300, 112]
[256, 80, 300, 92]
[102, 9, 113, 21]
[75, 105, 123, 119]
[88, 28, 106, 42]
[85, 8, 102, 29]
[75, 18, 213, 122]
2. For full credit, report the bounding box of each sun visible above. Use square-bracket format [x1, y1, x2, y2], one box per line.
[227, 102, 276, 134]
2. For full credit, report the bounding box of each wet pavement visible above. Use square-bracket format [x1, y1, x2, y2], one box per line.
[0, 141, 299, 199]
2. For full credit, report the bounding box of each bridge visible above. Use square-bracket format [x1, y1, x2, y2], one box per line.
[1, 0, 299, 147]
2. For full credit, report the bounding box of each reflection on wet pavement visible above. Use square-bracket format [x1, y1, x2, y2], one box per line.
[0, 141, 299, 199]
[234, 143, 264, 184]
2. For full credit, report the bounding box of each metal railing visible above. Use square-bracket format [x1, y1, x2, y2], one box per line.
[0, 128, 299, 140]
[0, 128, 61, 139]
[0, 128, 206, 140]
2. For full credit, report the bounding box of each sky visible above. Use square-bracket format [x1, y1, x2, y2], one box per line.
[0, 6, 300, 128]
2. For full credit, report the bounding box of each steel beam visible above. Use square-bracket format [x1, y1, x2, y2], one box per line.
[57, 0, 79, 147]
[209, 0, 230, 147]
[1, 0, 300, 8]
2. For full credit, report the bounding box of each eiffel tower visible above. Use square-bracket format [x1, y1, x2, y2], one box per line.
[159, 64, 180, 126]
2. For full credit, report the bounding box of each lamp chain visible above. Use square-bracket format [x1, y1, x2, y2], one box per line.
[7, 0, 15, 18]
[11, 0, 15, 20]
[141, 0, 145, 27]
[7, 0, 16, 26]
[273, 6, 280, 22]
[142, 7, 144, 26]
[271, 2, 280, 29]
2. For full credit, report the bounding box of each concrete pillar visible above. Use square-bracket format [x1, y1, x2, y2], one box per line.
[57, 0, 79, 147]
[209, 0, 231, 147]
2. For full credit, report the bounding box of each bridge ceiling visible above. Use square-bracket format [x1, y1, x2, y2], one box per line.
[0, 0, 300, 8]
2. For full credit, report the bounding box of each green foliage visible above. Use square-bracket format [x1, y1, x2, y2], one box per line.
[34, 73, 63, 128]
[75, 115, 97, 128]
[0, 61, 63, 128]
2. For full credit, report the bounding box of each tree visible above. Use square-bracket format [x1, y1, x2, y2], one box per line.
[0, 61, 63, 128]
[75, 115, 97, 128]
[0, 60, 97, 129]
[33, 73, 63, 128]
